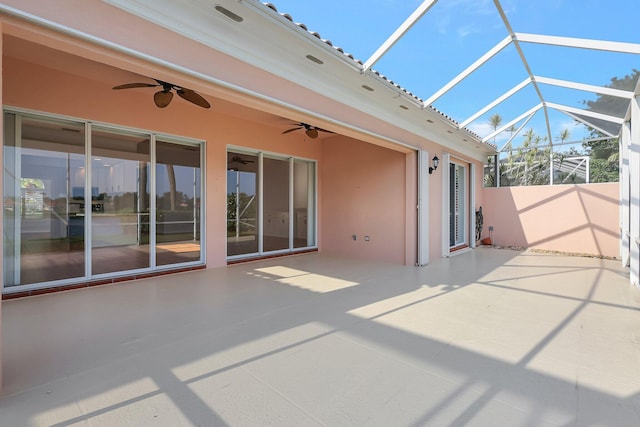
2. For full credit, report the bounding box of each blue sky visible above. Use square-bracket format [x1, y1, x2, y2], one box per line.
[268, 0, 640, 149]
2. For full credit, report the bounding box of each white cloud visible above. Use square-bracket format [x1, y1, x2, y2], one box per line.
[457, 23, 479, 39]
[466, 122, 511, 145]
[432, 0, 497, 37]
[553, 119, 590, 142]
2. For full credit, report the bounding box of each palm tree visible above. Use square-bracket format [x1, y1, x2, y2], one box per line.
[557, 128, 570, 144]
[503, 129, 551, 186]
[489, 114, 502, 140]
[554, 128, 575, 183]
[485, 114, 503, 187]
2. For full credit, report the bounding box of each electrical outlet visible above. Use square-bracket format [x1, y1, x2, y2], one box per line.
[352, 235, 357, 241]
[364, 236, 370, 241]
[489, 226, 494, 231]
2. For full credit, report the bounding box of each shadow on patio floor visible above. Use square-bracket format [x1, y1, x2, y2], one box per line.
[1, 248, 639, 426]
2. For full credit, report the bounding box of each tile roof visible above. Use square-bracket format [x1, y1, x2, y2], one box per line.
[261, 2, 487, 145]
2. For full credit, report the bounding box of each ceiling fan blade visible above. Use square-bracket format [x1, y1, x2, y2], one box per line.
[113, 82, 159, 90]
[305, 128, 319, 139]
[282, 127, 301, 134]
[230, 156, 255, 165]
[154, 90, 173, 108]
[177, 88, 211, 109]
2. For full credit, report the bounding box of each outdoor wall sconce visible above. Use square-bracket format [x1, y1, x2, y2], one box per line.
[429, 155, 440, 174]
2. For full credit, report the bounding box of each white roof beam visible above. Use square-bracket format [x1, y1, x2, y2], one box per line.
[498, 112, 535, 151]
[423, 35, 512, 107]
[623, 75, 640, 121]
[561, 111, 617, 138]
[493, 1, 554, 146]
[483, 103, 544, 143]
[546, 102, 625, 124]
[541, 105, 554, 147]
[548, 102, 621, 138]
[535, 76, 635, 99]
[362, 0, 439, 72]
[516, 33, 640, 54]
[460, 78, 531, 128]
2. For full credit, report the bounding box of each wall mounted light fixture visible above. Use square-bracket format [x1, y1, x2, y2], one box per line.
[429, 155, 440, 174]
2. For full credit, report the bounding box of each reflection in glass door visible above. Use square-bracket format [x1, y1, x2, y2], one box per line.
[91, 127, 150, 275]
[293, 160, 315, 248]
[449, 162, 467, 248]
[263, 157, 290, 252]
[3, 111, 205, 292]
[156, 141, 202, 266]
[226, 150, 317, 260]
[3, 114, 86, 286]
[227, 152, 258, 256]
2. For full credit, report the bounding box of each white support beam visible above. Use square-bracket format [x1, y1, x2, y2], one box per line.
[417, 150, 430, 266]
[493, 0, 554, 157]
[483, 104, 543, 143]
[561, 111, 617, 138]
[541, 104, 554, 161]
[542, 104, 554, 184]
[535, 76, 635, 99]
[498, 113, 535, 152]
[621, 121, 631, 267]
[423, 36, 512, 107]
[460, 78, 531, 128]
[630, 96, 640, 287]
[516, 33, 640, 54]
[441, 153, 451, 257]
[470, 163, 477, 249]
[545, 102, 625, 124]
[560, 158, 586, 184]
[362, 0, 439, 72]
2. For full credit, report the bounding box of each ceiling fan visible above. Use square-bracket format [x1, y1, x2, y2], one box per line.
[229, 155, 255, 165]
[113, 78, 211, 109]
[282, 122, 332, 139]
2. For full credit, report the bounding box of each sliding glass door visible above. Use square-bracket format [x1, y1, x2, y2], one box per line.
[263, 157, 290, 252]
[3, 111, 204, 291]
[156, 140, 202, 266]
[3, 114, 86, 286]
[293, 160, 316, 248]
[226, 152, 258, 256]
[449, 162, 467, 248]
[226, 150, 316, 259]
[91, 127, 151, 275]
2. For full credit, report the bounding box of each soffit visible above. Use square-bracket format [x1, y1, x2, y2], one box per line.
[1, 0, 491, 158]
[99, 0, 493, 156]
[260, 0, 640, 153]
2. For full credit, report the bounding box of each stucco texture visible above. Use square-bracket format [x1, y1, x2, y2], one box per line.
[483, 183, 620, 258]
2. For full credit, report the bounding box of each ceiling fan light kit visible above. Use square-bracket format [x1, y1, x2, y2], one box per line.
[113, 78, 211, 109]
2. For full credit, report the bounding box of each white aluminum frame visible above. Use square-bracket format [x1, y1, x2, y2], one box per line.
[225, 146, 319, 262]
[417, 150, 430, 266]
[2, 107, 206, 295]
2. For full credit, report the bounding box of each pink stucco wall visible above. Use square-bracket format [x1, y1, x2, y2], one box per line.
[0, 24, 4, 389]
[2, 55, 326, 268]
[2, 45, 427, 268]
[482, 183, 620, 257]
[321, 137, 410, 265]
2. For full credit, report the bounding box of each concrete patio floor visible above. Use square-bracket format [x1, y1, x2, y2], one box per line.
[1, 248, 639, 426]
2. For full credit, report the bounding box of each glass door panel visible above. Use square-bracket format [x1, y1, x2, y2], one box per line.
[156, 141, 201, 266]
[293, 160, 315, 248]
[4, 116, 86, 286]
[227, 152, 258, 256]
[263, 157, 290, 252]
[91, 128, 150, 274]
[449, 163, 467, 248]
